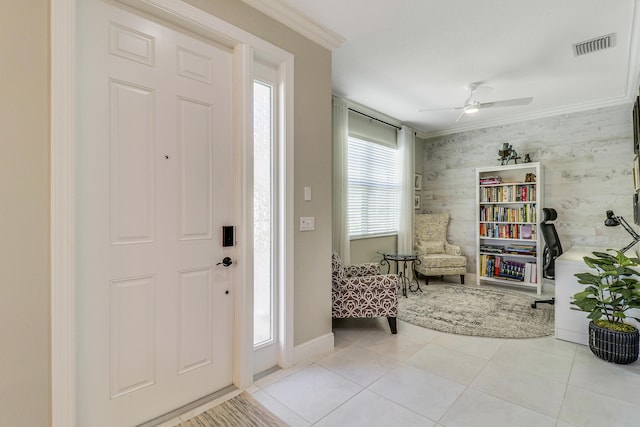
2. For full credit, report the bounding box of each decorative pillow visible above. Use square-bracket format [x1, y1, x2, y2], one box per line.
[422, 241, 445, 254]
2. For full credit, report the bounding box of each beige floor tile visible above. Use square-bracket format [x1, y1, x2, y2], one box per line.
[559, 385, 640, 427]
[315, 389, 435, 427]
[406, 342, 488, 385]
[250, 389, 311, 427]
[316, 343, 400, 386]
[368, 364, 465, 421]
[431, 333, 505, 359]
[490, 340, 575, 383]
[471, 361, 567, 417]
[514, 336, 579, 358]
[261, 364, 362, 423]
[397, 320, 444, 343]
[355, 330, 429, 361]
[440, 388, 556, 427]
[569, 349, 640, 407]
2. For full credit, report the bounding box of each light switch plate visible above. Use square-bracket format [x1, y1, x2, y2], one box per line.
[299, 216, 315, 231]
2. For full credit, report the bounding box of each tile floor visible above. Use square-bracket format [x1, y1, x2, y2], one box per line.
[244, 317, 640, 427]
[161, 282, 640, 427]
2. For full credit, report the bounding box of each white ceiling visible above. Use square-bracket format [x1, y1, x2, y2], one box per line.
[246, 0, 640, 137]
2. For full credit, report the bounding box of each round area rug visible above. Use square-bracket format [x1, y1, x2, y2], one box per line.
[398, 282, 554, 338]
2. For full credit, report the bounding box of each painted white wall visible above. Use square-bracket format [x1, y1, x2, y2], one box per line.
[420, 104, 634, 277]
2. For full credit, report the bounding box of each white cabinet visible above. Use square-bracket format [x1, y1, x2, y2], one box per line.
[476, 162, 543, 295]
[555, 246, 600, 345]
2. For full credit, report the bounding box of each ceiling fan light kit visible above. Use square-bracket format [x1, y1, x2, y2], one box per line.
[419, 82, 533, 121]
[463, 103, 480, 114]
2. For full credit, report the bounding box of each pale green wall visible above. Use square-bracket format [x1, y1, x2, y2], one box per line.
[350, 236, 396, 265]
[0, 0, 50, 425]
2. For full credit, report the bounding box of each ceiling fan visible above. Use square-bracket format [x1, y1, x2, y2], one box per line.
[419, 82, 533, 122]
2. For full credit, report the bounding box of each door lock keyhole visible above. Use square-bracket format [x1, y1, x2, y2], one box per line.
[217, 257, 233, 267]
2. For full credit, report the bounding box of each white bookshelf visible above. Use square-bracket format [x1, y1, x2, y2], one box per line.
[476, 162, 543, 295]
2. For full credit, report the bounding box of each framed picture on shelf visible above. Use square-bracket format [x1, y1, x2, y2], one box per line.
[414, 195, 421, 210]
[414, 173, 422, 190]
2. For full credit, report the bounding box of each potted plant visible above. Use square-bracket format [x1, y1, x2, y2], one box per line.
[573, 250, 640, 364]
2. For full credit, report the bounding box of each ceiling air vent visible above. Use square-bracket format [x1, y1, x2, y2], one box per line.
[573, 33, 616, 56]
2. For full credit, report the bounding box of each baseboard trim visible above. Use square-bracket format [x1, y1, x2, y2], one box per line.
[293, 332, 334, 364]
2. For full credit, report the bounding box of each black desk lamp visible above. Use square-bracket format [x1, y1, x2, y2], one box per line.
[604, 210, 640, 253]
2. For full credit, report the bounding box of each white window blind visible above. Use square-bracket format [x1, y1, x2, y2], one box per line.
[348, 136, 400, 238]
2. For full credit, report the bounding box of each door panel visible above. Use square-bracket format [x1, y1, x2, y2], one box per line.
[76, 1, 234, 425]
[178, 97, 213, 240]
[109, 80, 156, 245]
[110, 276, 156, 398]
[178, 268, 213, 373]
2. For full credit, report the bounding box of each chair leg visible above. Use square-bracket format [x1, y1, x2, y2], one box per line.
[387, 317, 397, 334]
[531, 298, 555, 309]
[460, 274, 465, 284]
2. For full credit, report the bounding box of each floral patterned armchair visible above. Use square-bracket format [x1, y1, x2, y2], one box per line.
[332, 252, 400, 334]
[414, 212, 467, 285]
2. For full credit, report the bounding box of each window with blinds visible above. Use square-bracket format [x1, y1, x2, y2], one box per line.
[347, 136, 400, 238]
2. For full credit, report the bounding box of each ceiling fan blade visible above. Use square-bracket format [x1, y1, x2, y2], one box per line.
[418, 105, 464, 112]
[480, 97, 533, 109]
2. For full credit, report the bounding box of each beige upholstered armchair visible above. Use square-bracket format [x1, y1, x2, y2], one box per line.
[414, 213, 467, 285]
[331, 252, 400, 334]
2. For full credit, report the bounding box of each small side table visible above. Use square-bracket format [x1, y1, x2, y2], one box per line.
[378, 251, 422, 297]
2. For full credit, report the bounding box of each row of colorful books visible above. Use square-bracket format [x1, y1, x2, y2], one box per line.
[479, 184, 536, 203]
[479, 205, 537, 223]
[479, 223, 536, 240]
[479, 255, 537, 283]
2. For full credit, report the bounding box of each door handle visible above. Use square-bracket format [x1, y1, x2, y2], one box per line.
[217, 257, 233, 267]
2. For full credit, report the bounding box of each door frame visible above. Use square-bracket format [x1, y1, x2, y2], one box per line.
[51, 1, 295, 425]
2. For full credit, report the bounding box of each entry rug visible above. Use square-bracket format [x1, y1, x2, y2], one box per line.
[398, 282, 554, 338]
[178, 392, 287, 427]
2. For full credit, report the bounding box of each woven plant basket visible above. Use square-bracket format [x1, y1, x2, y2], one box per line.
[588, 321, 639, 364]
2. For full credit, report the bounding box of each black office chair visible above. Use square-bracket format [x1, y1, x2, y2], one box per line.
[531, 208, 561, 308]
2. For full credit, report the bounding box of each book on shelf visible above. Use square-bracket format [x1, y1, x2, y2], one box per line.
[523, 262, 538, 283]
[480, 176, 501, 185]
[480, 244, 503, 254]
[480, 254, 530, 282]
[504, 244, 536, 256]
[530, 263, 537, 283]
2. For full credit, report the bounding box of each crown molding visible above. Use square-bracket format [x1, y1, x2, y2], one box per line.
[419, 95, 634, 139]
[241, 0, 345, 51]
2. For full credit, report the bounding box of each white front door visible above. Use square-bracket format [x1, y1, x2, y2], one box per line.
[76, 0, 235, 425]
